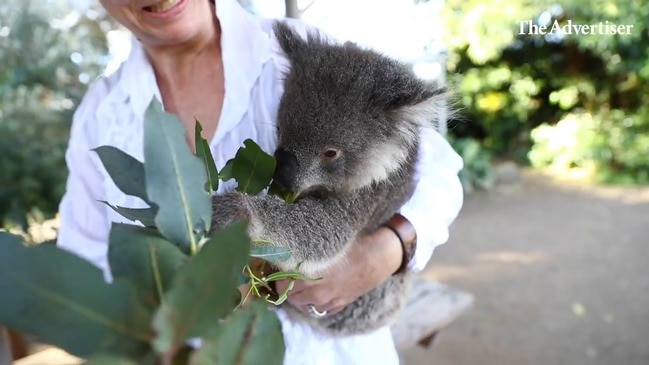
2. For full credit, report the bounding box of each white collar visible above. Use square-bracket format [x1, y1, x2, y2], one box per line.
[213, 0, 273, 144]
[105, 0, 273, 144]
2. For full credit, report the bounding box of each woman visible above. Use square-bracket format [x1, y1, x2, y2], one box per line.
[57, 0, 464, 363]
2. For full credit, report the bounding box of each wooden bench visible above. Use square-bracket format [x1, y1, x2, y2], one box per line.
[2, 278, 473, 364]
[391, 277, 474, 350]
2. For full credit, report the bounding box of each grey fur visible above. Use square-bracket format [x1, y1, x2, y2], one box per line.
[211, 21, 447, 336]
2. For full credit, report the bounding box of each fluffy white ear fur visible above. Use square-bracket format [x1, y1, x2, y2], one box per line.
[391, 89, 449, 131]
[344, 91, 448, 190]
[343, 139, 412, 191]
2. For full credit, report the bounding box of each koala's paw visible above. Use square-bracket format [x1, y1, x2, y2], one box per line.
[210, 192, 250, 233]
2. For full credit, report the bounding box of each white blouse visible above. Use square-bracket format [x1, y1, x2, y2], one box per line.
[56, 0, 463, 363]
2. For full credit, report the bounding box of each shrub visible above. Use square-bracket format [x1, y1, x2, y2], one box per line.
[449, 137, 495, 192]
[0, 1, 109, 227]
[530, 109, 649, 184]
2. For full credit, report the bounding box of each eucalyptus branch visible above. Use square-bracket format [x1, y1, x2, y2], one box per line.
[238, 264, 319, 307]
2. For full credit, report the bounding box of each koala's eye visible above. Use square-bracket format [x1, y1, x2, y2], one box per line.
[323, 149, 340, 160]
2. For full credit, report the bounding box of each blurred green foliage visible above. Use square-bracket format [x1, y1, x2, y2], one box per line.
[0, 0, 110, 227]
[443, 0, 649, 184]
[448, 136, 495, 192]
[529, 109, 649, 184]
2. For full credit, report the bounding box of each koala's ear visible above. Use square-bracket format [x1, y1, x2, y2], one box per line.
[273, 21, 306, 60]
[385, 83, 449, 130]
[374, 71, 447, 109]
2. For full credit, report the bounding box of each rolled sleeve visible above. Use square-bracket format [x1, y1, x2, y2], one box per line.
[399, 127, 464, 272]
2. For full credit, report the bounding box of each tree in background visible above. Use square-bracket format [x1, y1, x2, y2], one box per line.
[0, 0, 110, 227]
[442, 0, 649, 184]
[283, 0, 317, 18]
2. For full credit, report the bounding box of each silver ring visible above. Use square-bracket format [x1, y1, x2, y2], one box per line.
[307, 304, 328, 318]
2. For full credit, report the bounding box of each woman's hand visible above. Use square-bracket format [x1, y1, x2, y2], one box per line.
[274, 226, 403, 316]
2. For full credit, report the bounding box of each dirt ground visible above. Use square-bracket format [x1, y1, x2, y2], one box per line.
[400, 170, 649, 365]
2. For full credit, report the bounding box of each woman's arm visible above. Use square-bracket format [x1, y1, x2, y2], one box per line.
[399, 127, 464, 271]
[56, 80, 113, 280]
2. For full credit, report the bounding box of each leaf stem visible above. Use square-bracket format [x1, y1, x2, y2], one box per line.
[251, 238, 275, 245]
[148, 244, 165, 305]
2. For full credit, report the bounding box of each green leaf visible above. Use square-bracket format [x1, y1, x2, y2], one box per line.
[194, 120, 219, 194]
[101, 201, 157, 227]
[267, 181, 297, 204]
[249, 245, 291, 264]
[191, 301, 284, 365]
[0, 232, 153, 359]
[230, 139, 276, 195]
[94, 146, 150, 204]
[152, 222, 251, 355]
[143, 99, 212, 254]
[236, 270, 251, 286]
[108, 224, 187, 311]
[219, 158, 235, 181]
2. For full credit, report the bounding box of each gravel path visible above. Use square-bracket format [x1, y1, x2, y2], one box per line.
[401, 171, 649, 365]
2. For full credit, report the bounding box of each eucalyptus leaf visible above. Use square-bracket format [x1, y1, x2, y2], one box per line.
[249, 245, 291, 264]
[267, 181, 297, 204]
[230, 139, 276, 195]
[94, 146, 150, 204]
[194, 120, 219, 194]
[152, 222, 251, 355]
[143, 98, 212, 254]
[0, 232, 153, 359]
[191, 301, 284, 365]
[101, 201, 157, 227]
[219, 158, 234, 181]
[236, 270, 251, 286]
[108, 224, 187, 311]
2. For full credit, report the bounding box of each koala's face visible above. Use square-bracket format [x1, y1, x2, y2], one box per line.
[273, 86, 408, 194]
[273, 110, 371, 194]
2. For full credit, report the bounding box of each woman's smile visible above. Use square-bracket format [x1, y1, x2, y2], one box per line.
[142, 0, 186, 16]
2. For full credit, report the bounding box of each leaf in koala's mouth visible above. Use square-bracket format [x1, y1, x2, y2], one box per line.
[267, 181, 298, 203]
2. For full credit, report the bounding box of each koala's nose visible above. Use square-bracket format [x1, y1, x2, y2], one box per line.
[273, 148, 299, 191]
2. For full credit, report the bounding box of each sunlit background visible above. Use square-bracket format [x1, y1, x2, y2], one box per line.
[0, 0, 647, 364]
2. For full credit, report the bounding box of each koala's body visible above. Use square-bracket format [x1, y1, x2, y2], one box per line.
[211, 21, 446, 336]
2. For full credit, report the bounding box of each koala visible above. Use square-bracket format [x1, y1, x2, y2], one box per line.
[211, 21, 447, 336]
